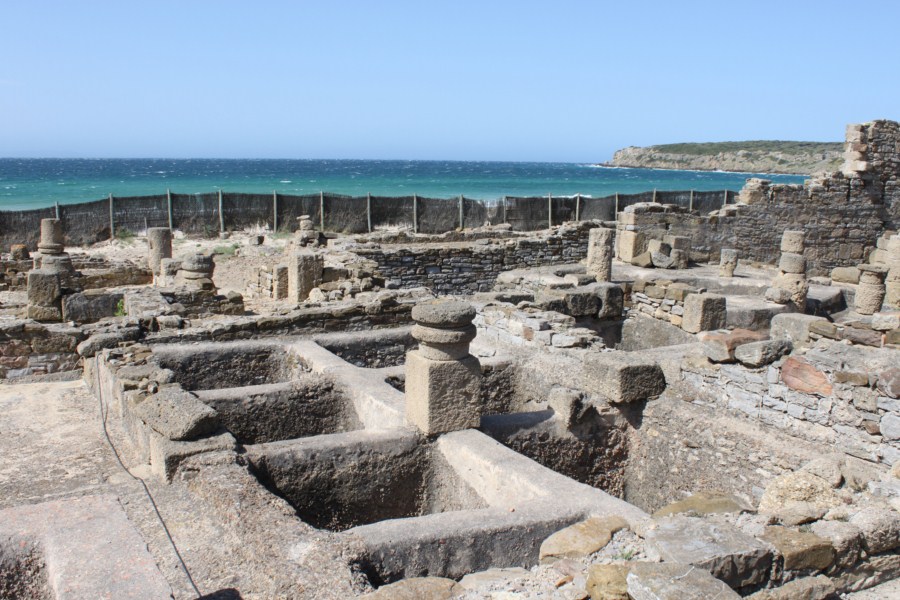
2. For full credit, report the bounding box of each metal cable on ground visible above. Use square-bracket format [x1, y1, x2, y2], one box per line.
[93, 366, 203, 598]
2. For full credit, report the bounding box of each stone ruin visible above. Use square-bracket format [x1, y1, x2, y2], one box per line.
[3, 120, 900, 598]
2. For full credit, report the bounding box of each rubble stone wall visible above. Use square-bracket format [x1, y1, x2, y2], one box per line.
[355, 222, 597, 294]
[0, 321, 84, 379]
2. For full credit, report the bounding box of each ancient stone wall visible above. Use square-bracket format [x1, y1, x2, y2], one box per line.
[355, 222, 597, 294]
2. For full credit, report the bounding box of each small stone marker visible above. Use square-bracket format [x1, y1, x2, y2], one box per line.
[586, 227, 614, 281]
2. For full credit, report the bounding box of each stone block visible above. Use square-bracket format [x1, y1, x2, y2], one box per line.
[681, 293, 727, 333]
[626, 562, 740, 600]
[647, 239, 671, 255]
[582, 354, 666, 403]
[761, 526, 834, 571]
[781, 356, 832, 396]
[779, 252, 806, 274]
[632, 251, 653, 268]
[366, 577, 464, 600]
[650, 251, 674, 269]
[645, 516, 772, 588]
[849, 507, 900, 554]
[539, 516, 628, 563]
[810, 521, 862, 569]
[586, 227, 614, 281]
[62, 291, 124, 324]
[134, 388, 219, 441]
[586, 564, 630, 600]
[698, 328, 768, 363]
[770, 314, 828, 348]
[405, 351, 481, 435]
[287, 250, 323, 302]
[149, 430, 235, 481]
[27, 269, 61, 306]
[734, 339, 792, 368]
[831, 266, 860, 284]
[10, 244, 29, 260]
[720, 248, 738, 277]
[663, 235, 691, 251]
[25, 304, 62, 321]
[617, 230, 647, 263]
[765, 286, 792, 304]
[855, 283, 886, 315]
[273, 264, 289, 299]
[670, 248, 688, 269]
[746, 576, 835, 600]
[781, 230, 805, 254]
[591, 282, 624, 319]
[872, 312, 900, 331]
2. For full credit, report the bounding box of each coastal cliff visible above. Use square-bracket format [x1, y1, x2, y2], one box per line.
[608, 140, 843, 175]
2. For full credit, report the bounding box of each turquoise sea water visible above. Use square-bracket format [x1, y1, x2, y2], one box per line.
[0, 158, 807, 211]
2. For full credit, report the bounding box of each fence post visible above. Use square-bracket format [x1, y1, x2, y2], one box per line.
[652, 188, 657, 203]
[319, 191, 325, 231]
[502, 196, 507, 224]
[54, 201, 59, 220]
[723, 190, 728, 207]
[615, 192, 619, 215]
[218, 190, 225, 233]
[689, 189, 694, 212]
[166, 189, 173, 229]
[273, 191, 278, 232]
[575, 193, 581, 222]
[367, 193, 372, 233]
[458, 195, 464, 230]
[108, 193, 115, 239]
[548, 193, 553, 229]
[412, 193, 418, 234]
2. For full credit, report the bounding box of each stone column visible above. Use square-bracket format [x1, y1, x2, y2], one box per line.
[856, 265, 887, 315]
[405, 300, 482, 435]
[176, 254, 215, 290]
[886, 235, 900, 309]
[147, 228, 173, 280]
[682, 293, 727, 333]
[287, 250, 323, 302]
[586, 228, 614, 281]
[38, 218, 64, 255]
[766, 230, 808, 311]
[720, 249, 738, 278]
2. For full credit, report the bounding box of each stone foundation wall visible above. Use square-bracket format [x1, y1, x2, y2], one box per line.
[354, 222, 598, 294]
[0, 321, 84, 379]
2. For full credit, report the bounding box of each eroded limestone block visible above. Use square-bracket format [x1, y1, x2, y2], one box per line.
[287, 251, 323, 302]
[761, 526, 834, 571]
[770, 313, 827, 348]
[849, 507, 900, 554]
[586, 227, 614, 281]
[27, 268, 61, 307]
[699, 328, 768, 363]
[720, 248, 738, 277]
[781, 230, 805, 254]
[779, 252, 807, 274]
[626, 562, 740, 600]
[617, 230, 647, 263]
[146, 228, 173, 276]
[831, 266, 860, 284]
[682, 293, 727, 333]
[771, 271, 809, 311]
[733, 339, 792, 368]
[134, 388, 219, 441]
[405, 352, 481, 435]
[582, 354, 666, 403]
[586, 564, 630, 600]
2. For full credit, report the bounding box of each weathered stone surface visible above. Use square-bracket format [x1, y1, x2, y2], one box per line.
[586, 227, 614, 281]
[38, 218, 64, 253]
[779, 252, 807, 274]
[62, 291, 123, 324]
[652, 492, 745, 518]
[766, 286, 793, 304]
[758, 471, 843, 516]
[586, 563, 630, 600]
[780, 357, 832, 396]
[682, 293, 727, 333]
[405, 351, 481, 435]
[720, 248, 738, 277]
[27, 269, 61, 306]
[633, 251, 653, 268]
[626, 561, 740, 600]
[733, 339, 792, 368]
[761, 526, 834, 571]
[650, 251, 674, 269]
[810, 520, 862, 569]
[617, 230, 647, 263]
[808, 320, 840, 339]
[800, 458, 843, 488]
[645, 516, 772, 587]
[781, 230, 805, 254]
[872, 312, 900, 331]
[287, 251, 323, 302]
[699, 329, 768, 363]
[412, 300, 477, 328]
[9, 243, 29, 260]
[133, 387, 219, 441]
[842, 325, 882, 346]
[458, 568, 530, 591]
[831, 266, 860, 284]
[878, 367, 900, 399]
[831, 554, 900, 593]
[593, 281, 624, 319]
[746, 575, 835, 600]
[365, 577, 464, 599]
[539, 516, 628, 563]
[848, 507, 900, 554]
[772, 271, 809, 311]
[146, 227, 172, 276]
[582, 353, 666, 403]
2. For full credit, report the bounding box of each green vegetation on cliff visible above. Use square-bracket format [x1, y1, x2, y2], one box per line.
[610, 140, 844, 175]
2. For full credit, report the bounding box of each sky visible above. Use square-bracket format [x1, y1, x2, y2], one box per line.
[1, 1, 898, 162]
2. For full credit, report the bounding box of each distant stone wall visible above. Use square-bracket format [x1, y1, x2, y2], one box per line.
[354, 222, 598, 294]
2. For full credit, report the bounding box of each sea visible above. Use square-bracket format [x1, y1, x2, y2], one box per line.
[0, 158, 808, 211]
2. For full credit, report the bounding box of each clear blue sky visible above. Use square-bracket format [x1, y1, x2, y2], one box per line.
[1, 1, 898, 162]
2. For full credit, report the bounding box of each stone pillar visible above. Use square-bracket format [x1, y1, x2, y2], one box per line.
[147, 228, 173, 280]
[287, 251, 323, 302]
[856, 265, 887, 315]
[26, 269, 62, 321]
[38, 218, 64, 255]
[886, 235, 900, 309]
[586, 228, 614, 281]
[295, 215, 318, 247]
[273, 264, 289, 300]
[682, 293, 727, 333]
[176, 254, 215, 290]
[720, 249, 738, 278]
[405, 300, 482, 436]
[766, 230, 808, 311]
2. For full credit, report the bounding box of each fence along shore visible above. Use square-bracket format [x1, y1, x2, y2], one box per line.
[0, 189, 738, 249]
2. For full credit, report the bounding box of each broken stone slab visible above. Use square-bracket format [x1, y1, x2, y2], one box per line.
[652, 492, 747, 518]
[647, 239, 672, 255]
[644, 516, 772, 588]
[733, 339, 792, 368]
[770, 314, 829, 348]
[626, 561, 740, 600]
[760, 526, 834, 571]
[76, 326, 142, 357]
[133, 387, 219, 441]
[586, 563, 630, 600]
[848, 507, 900, 554]
[800, 458, 844, 489]
[780, 356, 833, 396]
[682, 293, 727, 333]
[365, 577, 465, 599]
[650, 251, 675, 269]
[582, 353, 666, 403]
[539, 516, 628, 563]
[698, 329, 768, 363]
[745, 575, 835, 600]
